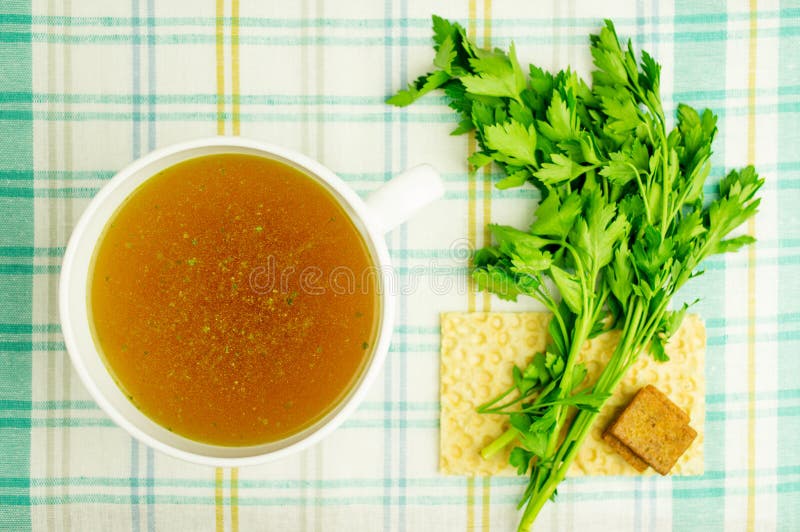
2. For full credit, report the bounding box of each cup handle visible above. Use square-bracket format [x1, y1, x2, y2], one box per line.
[364, 164, 445, 234]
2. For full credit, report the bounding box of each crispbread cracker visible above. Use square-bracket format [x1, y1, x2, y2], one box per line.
[440, 312, 705, 476]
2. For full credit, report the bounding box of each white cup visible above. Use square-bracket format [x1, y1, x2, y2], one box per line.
[59, 136, 444, 466]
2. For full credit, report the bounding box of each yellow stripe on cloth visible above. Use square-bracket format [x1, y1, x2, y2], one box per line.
[215, 2, 228, 530]
[481, 0, 493, 314]
[215, 0, 225, 135]
[746, 1, 758, 531]
[215, 467, 224, 532]
[230, 0, 242, 529]
[481, 1, 493, 529]
[231, 0, 241, 136]
[466, 1, 478, 529]
[231, 468, 239, 532]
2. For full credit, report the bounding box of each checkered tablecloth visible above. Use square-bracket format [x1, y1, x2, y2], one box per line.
[1, 0, 798, 530]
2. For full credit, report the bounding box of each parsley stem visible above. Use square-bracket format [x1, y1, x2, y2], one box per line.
[521, 302, 647, 529]
[476, 384, 516, 413]
[632, 166, 653, 224]
[659, 128, 672, 237]
[480, 427, 517, 459]
[559, 241, 588, 292]
[541, 312, 595, 465]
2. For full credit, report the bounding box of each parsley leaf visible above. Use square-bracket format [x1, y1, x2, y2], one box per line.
[483, 120, 538, 166]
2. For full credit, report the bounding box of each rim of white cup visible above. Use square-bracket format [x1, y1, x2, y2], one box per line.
[59, 136, 396, 467]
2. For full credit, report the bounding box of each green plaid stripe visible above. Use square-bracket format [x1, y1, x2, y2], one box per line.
[672, 1, 727, 529]
[1, 0, 800, 530]
[778, 0, 800, 526]
[0, 10, 797, 26]
[0, 24, 799, 44]
[0, 0, 32, 529]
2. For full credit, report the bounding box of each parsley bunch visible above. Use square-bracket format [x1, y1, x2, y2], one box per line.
[390, 16, 762, 530]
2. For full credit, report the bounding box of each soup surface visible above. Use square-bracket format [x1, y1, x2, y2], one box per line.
[90, 153, 378, 446]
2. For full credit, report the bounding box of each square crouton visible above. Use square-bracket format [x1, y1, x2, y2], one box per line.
[605, 385, 697, 475]
[601, 432, 649, 472]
